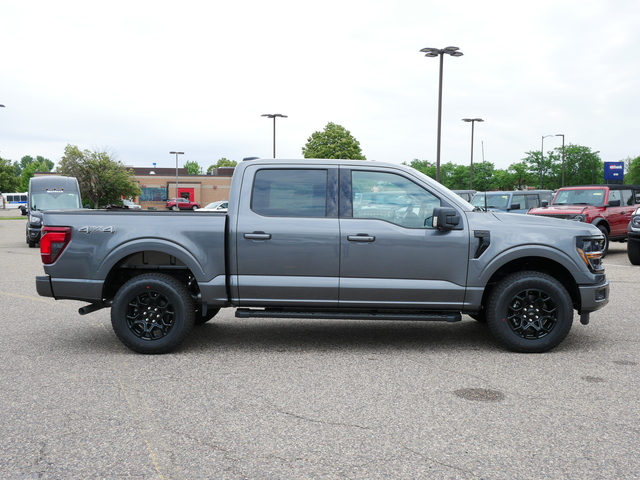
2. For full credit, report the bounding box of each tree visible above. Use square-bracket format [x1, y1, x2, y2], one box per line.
[626, 156, 640, 185]
[184, 160, 201, 175]
[0, 157, 20, 193]
[302, 122, 366, 160]
[14, 155, 54, 176]
[207, 158, 237, 173]
[57, 145, 141, 208]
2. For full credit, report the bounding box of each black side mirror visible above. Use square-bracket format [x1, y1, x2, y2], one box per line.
[541, 200, 548, 207]
[608, 199, 621, 207]
[433, 207, 460, 230]
[509, 203, 521, 211]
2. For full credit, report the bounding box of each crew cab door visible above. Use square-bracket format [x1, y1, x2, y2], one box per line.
[338, 167, 470, 309]
[232, 166, 340, 307]
[608, 188, 635, 237]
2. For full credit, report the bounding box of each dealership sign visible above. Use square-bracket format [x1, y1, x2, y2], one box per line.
[604, 162, 625, 181]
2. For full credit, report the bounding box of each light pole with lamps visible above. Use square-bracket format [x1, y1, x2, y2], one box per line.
[419, 46, 464, 183]
[261, 113, 287, 158]
[540, 135, 554, 188]
[169, 151, 184, 199]
[556, 134, 565, 187]
[462, 118, 483, 189]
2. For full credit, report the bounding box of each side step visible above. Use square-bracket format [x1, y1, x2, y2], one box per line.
[235, 308, 462, 322]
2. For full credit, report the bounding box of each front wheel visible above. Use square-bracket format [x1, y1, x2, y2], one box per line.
[628, 240, 640, 265]
[596, 224, 609, 257]
[111, 273, 195, 354]
[486, 271, 573, 353]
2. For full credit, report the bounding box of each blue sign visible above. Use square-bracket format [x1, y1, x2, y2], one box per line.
[604, 162, 624, 181]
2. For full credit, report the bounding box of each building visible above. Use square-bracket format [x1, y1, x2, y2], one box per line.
[132, 166, 234, 209]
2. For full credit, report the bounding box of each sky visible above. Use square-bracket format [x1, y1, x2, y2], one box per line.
[1, 0, 639, 173]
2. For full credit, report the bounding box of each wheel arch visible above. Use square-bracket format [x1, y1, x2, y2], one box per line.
[476, 255, 580, 314]
[98, 240, 208, 302]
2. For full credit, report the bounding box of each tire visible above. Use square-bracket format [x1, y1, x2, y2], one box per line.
[596, 224, 609, 258]
[628, 240, 640, 265]
[192, 205, 198, 211]
[194, 307, 220, 325]
[28, 239, 37, 248]
[111, 273, 195, 354]
[486, 271, 573, 353]
[172, 205, 179, 211]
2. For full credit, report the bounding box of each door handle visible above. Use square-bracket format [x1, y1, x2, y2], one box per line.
[347, 234, 375, 242]
[244, 232, 272, 240]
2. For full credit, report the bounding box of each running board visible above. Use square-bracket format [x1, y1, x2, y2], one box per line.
[235, 308, 462, 322]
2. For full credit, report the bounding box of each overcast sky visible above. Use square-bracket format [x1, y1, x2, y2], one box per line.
[1, 0, 639, 173]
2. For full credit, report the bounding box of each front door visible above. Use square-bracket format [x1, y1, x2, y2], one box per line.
[339, 168, 470, 309]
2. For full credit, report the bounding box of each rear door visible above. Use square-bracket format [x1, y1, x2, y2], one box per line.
[338, 166, 470, 309]
[233, 165, 340, 307]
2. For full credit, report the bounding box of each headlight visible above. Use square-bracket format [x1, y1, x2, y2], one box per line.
[569, 214, 586, 222]
[631, 216, 640, 229]
[29, 215, 42, 225]
[577, 236, 604, 273]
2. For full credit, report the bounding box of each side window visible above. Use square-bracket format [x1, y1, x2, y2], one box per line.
[252, 169, 328, 217]
[352, 170, 441, 228]
[608, 190, 621, 205]
[620, 189, 633, 206]
[526, 195, 540, 209]
[511, 195, 526, 209]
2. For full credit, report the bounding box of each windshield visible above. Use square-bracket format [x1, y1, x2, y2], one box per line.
[552, 189, 605, 207]
[31, 192, 82, 211]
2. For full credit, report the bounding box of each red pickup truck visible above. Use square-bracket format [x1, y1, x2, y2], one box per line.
[528, 184, 640, 254]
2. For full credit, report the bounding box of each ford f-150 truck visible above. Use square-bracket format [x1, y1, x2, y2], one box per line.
[36, 159, 610, 354]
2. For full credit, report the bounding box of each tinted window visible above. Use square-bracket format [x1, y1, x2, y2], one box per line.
[352, 171, 440, 228]
[252, 169, 328, 217]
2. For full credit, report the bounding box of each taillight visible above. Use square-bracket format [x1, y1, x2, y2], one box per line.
[40, 226, 72, 264]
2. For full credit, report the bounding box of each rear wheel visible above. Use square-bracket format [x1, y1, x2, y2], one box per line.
[172, 205, 179, 211]
[486, 271, 573, 353]
[111, 273, 195, 354]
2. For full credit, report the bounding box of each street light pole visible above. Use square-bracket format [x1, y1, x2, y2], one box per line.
[261, 113, 287, 158]
[462, 118, 484, 190]
[169, 151, 184, 199]
[420, 46, 464, 183]
[556, 134, 565, 187]
[540, 135, 554, 189]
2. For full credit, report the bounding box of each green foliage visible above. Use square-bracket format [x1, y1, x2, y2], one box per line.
[14, 155, 54, 176]
[207, 158, 238, 173]
[302, 122, 366, 160]
[57, 145, 142, 208]
[626, 156, 640, 185]
[184, 160, 201, 175]
[0, 157, 20, 192]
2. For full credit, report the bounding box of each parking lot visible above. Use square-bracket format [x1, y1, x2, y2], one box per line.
[1, 213, 639, 479]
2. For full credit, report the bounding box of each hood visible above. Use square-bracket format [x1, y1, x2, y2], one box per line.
[468, 210, 601, 237]
[528, 204, 590, 214]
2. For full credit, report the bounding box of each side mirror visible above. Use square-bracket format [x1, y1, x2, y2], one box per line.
[608, 199, 621, 207]
[433, 207, 460, 230]
[541, 200, 548, 207]
[509, 203, 521, 211]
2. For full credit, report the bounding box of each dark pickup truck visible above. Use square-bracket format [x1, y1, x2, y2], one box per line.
[36, 159, 609, 354]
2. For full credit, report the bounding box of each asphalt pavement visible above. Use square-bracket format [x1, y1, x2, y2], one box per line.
[0, 212, 638, 479]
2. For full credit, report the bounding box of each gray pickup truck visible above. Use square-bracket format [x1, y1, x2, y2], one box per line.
[36, 159, 609, 354]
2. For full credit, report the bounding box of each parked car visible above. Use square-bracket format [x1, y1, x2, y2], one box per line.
[106, 200, 142, 210]
[471, 190, 553, 214]
[627, 206, 640, 265]
[199, 200, 228, 212]
[528, 184, 640, 255]
[166, 198, 200, 210]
